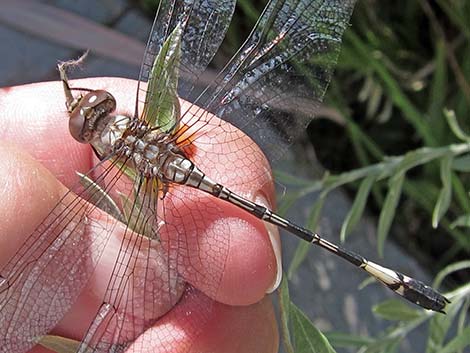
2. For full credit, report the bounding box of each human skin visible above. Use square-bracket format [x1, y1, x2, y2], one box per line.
[0, 78, 280, 353]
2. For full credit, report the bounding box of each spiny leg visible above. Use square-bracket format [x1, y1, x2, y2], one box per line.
[57, 51, 89, 111]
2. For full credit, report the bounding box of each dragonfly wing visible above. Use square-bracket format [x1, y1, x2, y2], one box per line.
[75, 176, 187, 353]
[0, 157, 131, 352]
[136, 0, 236, 122]
[186, 0, 356, 162]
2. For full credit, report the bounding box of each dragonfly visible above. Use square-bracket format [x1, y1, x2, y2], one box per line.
[0, 0, 449, 352]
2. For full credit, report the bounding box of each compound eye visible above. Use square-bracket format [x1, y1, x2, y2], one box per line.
[69, 106, 87, 142]
[81, 90, 116, 111]
[69, 90, 117, 143]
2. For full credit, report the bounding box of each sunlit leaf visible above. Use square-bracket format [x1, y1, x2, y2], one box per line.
[444, 109, 470, 142]
[451, 154, 470, 172]
[291, 302, 336, 353]
[432, 154, 453, 228]
[450, 214, 470, 229]
[377, 172, 404, 256]
[393, 148, 445, 175]
[118, 181, 157, 240]
[278, 275, 294, 353]
[39, 335, 91, 353]
[77, 172, 124, 223]
[434, 260, 470, 288]
[142, 24, 182, 132]
[325, 332, 373, 348]
[340, 175, 375, 242]
[372, 299, 422, 321]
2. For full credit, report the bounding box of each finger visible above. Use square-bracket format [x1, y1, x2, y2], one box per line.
[1, 80, 282, 305]
[127, 289, 278, 353]
[0, 82, 90, 187]
[0, 81, 276, 346]
[0, 144, 179, 350]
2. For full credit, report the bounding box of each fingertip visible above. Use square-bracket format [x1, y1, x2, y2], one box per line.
[0, 142, 64, 268]
[129, 288, 278, 353]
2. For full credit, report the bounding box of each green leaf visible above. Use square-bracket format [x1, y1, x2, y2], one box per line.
[372, 299, 422, 321]
[433, 260, 470, 288]
[427, 299, 463, 353]
[450, 214, 470, 229]
[377, 172, 404, 257]
[451, 154, 470, 172]
[39, 335, 91, 353]
[439, 327, 470, 353]
[432, 154, 453, 228]
[274, 170, 312, 188]
[288, 194, 327, 277]
[142, 24, 182, 132]
[77, 172, 124, 223]
[290, 302, 337, 353]
[118, 181, 157, 239]
[340, 175, 375, 242]
[278, 275, 294, 353]
[287, 242, 310, 280]
[393, 148, 445, 176]
[325, 332, 373, 348]
[444, 109, 470, 142]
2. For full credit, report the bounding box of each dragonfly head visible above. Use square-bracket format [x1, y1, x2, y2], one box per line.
[69, 90, 116, 143]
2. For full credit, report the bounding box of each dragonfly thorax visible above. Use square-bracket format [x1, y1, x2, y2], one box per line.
[67, 88, 197, 186]
[93, 113, 195, 185]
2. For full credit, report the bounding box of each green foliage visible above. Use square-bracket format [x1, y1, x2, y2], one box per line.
[279, 276, 338, 353]
[142, 24, 182, 132]
[276, 0, 470, 351]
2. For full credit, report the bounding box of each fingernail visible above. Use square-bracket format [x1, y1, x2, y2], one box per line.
[255, 193, 282, 293]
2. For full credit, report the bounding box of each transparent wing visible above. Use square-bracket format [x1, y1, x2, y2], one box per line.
[0, 156, 130, 352]
[74, 174, 187, 353]
[180, 0, 356, 162]
[136, 0, 236, 120]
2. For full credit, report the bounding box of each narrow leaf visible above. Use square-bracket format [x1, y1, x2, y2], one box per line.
[432, 154, 453, 228]
[288, 194, 327, 277]
[340, 175, 375, 242]
[291, 302, 337, 353]
[372, 299, 422, 321]
[325, 332, 373, 348]
[450, 214, 470, 229]
[118, 190, 155, 239]
[377, 172, 404, 257]
[278, 275, 294, 353]
[287, 242, 310, 279]
[39, 335, 91, 353]
[444, 109, 470, 142]
[393, 148, 444, 176]
[142, 24, 182, 132]
[451, 154, 470, 172]
[434, 260, 470, 288]
[440, 327, 470, 353]
[77, 172, 124, 222]
[427, 299, 463, 353]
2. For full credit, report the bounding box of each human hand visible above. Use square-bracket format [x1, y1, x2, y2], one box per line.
[0, 78, 281, 353]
